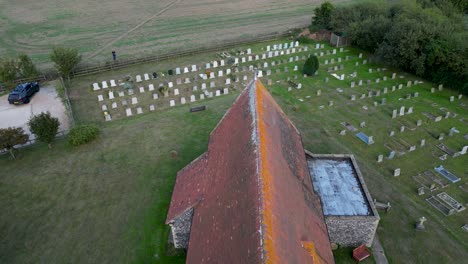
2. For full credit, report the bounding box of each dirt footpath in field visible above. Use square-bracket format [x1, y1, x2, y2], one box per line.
[0, 86, 70, 139]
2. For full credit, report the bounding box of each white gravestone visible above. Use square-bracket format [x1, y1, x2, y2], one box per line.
[126, 108, 133, 116]
[93, 83, 100, 91]
[102, 81, 109, 89]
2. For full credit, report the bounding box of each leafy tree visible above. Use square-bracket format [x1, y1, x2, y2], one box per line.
[303, 55, 319, 76]
[49, 47, 81, 79]
[0, 58, 19, 83]
[0, 127, 29, 159]
[312, 1, 335, 30]
[348, 15, 391, 52]
[18, 54, 39, 78]
[28, 112, 60, 148]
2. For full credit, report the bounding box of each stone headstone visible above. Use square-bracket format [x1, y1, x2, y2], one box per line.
[438, 133, 444, 140]
[388, 151, 395, 159]
[392, 109, 397, 119]
[317, 90, 321, 96]
[460, 146, 468, 155]
[407, 106, 413, 114]
[394, 168, 401, 177]
[450, 96, 454, 102]
[400, 126, 405, 133]
[438, 84, 443, 91]
[150, 105, 155, 111]
[131, 97, 138, 104]
[136, 107, 143, 114]
[174, 89, 179, 95]
[400, 106, 405, 116]
[409, 145, 416, 152]
[420, 139, 426, 147]
[170, 100, 175, 107]
[418, 187, 425, 196]
[181, 97, 186, 104]
[153, 93, 158, 100]
[377, 155, 383, 163]
[389, 131, 395, 137]
[126, 108, 132, 116]
[97, 95, 104, 102]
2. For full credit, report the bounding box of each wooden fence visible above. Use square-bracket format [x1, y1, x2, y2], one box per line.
[70, 31, 291, 78]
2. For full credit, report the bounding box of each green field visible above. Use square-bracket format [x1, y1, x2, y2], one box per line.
[1, 39, 467, 263]
[0, 0, 362, 69]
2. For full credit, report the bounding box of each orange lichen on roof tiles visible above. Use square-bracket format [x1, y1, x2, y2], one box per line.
[255, 79, 333, 264]
[166, 79, 334, 264]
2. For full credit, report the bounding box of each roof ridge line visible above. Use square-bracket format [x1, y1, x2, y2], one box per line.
[247, 79, 266, 262]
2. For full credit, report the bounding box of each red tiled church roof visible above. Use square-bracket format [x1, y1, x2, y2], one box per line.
[166, 79, 334, 263]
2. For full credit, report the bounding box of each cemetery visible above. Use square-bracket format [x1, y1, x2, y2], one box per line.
[1, 37, 466, 263]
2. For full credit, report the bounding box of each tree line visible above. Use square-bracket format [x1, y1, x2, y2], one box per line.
[0, 47, 81, 88]
[312, 0, 468, 93]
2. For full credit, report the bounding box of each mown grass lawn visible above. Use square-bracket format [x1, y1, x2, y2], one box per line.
[0, 94, 237, 263]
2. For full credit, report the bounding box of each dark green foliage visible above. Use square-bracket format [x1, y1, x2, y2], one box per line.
[0, 58, 19, 83]
[28, 111, 60, 147]
[327, 0, 468, 93]
[50, 47, 82, 77]
[295, 36, 315, 44]
[303, 55, 319, 76]
[18, 54, 39, 78]
[68, 125, 100, 146]
[0, 127, 29, 159]
[312, 1, 335, 30]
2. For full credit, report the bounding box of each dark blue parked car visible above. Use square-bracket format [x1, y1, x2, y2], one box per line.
[8, 82, 40, 105]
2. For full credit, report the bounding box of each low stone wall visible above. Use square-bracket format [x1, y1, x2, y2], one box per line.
[169, 208, 193, 249]
[326, 215, 379, 247]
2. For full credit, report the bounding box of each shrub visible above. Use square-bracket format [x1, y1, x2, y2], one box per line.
[68, 125, 100, 146]
[303, 55, 319, 76]
[28, 111, 60, 148]
[0, 127, 29, 159]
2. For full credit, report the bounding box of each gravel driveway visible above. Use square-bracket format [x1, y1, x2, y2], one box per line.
[0, 85, 70, 139]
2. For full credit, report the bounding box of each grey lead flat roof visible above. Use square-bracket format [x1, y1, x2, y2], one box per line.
[308, 158, 370, 216]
